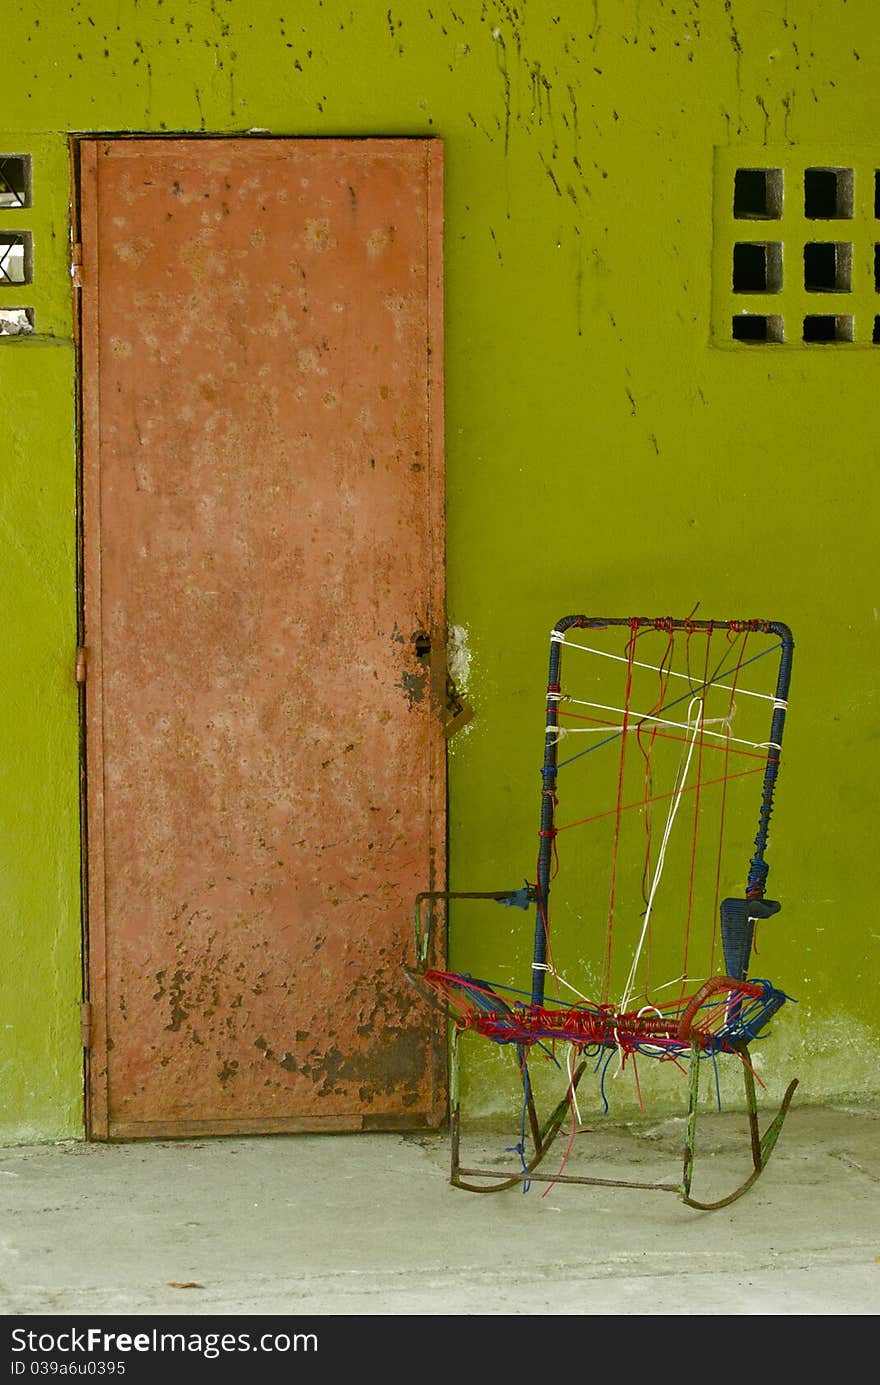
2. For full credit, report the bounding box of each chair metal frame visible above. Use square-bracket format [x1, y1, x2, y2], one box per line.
[409, 615, 798, 1210]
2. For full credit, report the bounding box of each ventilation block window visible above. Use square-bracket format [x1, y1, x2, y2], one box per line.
[733, 168, 783, 219]
[0, 155, 30, 209]
[732, 313, 783, 343]
[733, 241, 783, 292]
[0, 231, 32, 284]
[804, 167, 853, 220]
[0, 154, 35, 338]
[714, 150, 877, 346]
[803, 314, 853, 343]
[804, 242, 852, 292]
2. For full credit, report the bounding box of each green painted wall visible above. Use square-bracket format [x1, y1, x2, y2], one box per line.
[1, 0, 878, 1142]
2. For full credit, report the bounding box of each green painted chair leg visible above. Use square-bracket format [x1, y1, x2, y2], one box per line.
[538, 1060, 587, 1147]
[449, 1027, 586, 1193]
[680, 1042, 798, 1210]
[680, 1039, 701, 1201]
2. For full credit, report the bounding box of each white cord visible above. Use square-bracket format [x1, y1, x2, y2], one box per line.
[531, 960, 593, 1005]
[566, 1044, 584, 1125]
[618, 696, 703, 1014]
[545, 699, 770, 752]
[551, 632, 782, 704]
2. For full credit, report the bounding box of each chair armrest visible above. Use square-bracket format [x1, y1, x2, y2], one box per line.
[412, 885, 536, 970]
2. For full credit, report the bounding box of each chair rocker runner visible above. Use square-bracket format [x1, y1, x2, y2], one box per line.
[408, 615, 798, 1210]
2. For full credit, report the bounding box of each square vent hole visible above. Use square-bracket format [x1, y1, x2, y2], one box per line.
[733, 168, 783, 219]
[804, 167, 854, 220]
[732, 313, 784, 343]
[0, 307, 34, 336]
[733, 241, 783, 292]
[0, 156, 31, 209]
[804, 242, 852, 292]
[0, 232, 32, 285]
[803, 314, 854, 343]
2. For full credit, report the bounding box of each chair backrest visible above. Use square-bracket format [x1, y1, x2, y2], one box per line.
[530, 617, 793, 1019]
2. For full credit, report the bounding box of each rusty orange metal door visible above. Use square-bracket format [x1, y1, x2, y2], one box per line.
[77, 137, 445, 1139]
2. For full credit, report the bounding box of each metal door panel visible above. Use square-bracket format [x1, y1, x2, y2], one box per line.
[78, 137, 445, 1137]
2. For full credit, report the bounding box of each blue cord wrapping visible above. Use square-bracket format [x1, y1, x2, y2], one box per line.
[597, 1048, 616, 1114]
[505, 1061, 532, 1194]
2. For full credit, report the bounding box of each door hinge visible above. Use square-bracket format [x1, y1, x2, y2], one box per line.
[70, 243, 83, 290]
[81, 1001, 92, 1050]
[75, 646, 87, 684]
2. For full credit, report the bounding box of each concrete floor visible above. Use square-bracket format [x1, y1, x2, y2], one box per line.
[0, 1102, 877, 1317]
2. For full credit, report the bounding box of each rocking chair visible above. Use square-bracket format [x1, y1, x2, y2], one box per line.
[409, 615, 798, 1210]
